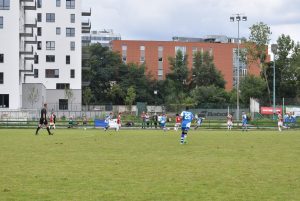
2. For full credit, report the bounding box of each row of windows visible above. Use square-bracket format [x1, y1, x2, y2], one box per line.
[37, 0, 75, 9]
[37, 41, 75, 51]
[33, 55, 71, 64]
[38, 13, 75, 23]
[33, 69, 75, 79]
[0, 0, 9, 10]
[37, 27, 75, 37]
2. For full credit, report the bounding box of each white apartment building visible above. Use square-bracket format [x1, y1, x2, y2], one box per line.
[0, 0, 90, 111]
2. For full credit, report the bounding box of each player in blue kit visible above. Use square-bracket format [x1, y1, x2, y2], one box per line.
[180, 108, 194, 144]
[160, 113, 167, 131]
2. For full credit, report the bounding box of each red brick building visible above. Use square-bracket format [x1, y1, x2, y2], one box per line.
[111, 40, 261, 91]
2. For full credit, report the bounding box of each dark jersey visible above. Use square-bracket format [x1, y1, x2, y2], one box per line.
[41, 108, 47, 119]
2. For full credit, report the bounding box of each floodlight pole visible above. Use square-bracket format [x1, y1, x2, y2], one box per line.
[271, 44, 278, 119]
[230, 14, 247, 127]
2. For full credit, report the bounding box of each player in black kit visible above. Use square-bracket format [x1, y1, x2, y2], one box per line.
[35, 103, 53, 135]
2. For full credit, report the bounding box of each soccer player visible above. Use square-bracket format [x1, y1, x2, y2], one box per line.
[82, 115, 88, 130]
[180, 108, 194, 144]
[160, 113, 167, 131]
[174, 114, 181, 131]
[104, 112, 112, 131]
[277, 111, 283, 132]
[241, 112, 248, 132]
[194, 114, 204, 130]
[35, 103, 53, 135]
[116, 112, 122, 131]
[227, 113, 233, 130]
[49, 111, 56, 130]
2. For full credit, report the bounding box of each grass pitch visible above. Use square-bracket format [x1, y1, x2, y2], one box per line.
[0, 129, 300, 201]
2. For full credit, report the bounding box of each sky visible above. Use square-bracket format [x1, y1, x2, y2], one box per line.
[82, 0, 300, 44]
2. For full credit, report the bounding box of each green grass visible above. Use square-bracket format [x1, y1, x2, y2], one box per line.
[0, 129, 300, 201]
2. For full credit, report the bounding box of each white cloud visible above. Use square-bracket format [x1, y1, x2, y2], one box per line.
[82, 0, 300, 43]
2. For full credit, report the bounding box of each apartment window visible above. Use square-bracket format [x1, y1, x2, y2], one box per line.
[37, 41, 42, 50]
[45, 69, 59, 78]
[70, 69, 75, 78]
[70, 14, 75, 23]
[56, 83, 70, 89]
[37, 27, 42, 36]
[0, 72, 3, 84]
[0, 16, 3, 28]
[0, 54, 3, 63]
[70, 41, 75, 51]
[46, 55, 55, 62]
[0, 94, 9, 108]
[66, 55, 70, 64]
[37, 13, 42, 22]
[59, 99, 68, 110]
[34, 54, 39, 64]
[56, 27, 61, 35]
[37, 0, 42, 8]
[34, 69, 38, 78]
[122, 45, 127, 63]
[46, 13, 55, 22]
[66, 28, 75, 37]
[66, 0, 75, 9]
[140, 46, 145, 63]
[158, 46, 163, 62]
[56, 0, 61, 7]
[46, 41, 55, 50]
[0, 0, 10, 10]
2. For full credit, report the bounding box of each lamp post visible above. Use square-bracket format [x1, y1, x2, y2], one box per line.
[271, 44, 278, 119]
[230, 14, 247, 126]
[154, 90, 158, 113]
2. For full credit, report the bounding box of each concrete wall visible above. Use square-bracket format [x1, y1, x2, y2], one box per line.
[22, 83, 46, 109]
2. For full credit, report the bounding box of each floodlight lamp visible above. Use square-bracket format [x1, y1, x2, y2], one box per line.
[242, 16, 247, 21]
[236, 16, 241, 21]
[230, 17, 235, 22]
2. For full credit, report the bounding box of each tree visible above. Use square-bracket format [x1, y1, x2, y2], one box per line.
[191, 51, 226, 88]
[107, 84, 124, 105]
[27, 86, 39, 108]
[124, 86, 136, 113]
[88, 44, 123, 103]
[239, 75, 267, 105]
[82, 87, 93, 110]
[167, 50, 189, 91]
[247, 22, 272, 103]
[190, 85, 229, 107]
[64, 88, 74, 110]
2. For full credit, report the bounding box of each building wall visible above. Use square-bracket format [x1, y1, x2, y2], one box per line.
[0, 1, 20, 109]
[26, 0, 82, 90]
[22, 83, 47, 109]
[111, 40, 261, 91]
[0, 0, 84, 111]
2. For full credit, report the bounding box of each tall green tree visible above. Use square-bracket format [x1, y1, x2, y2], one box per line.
[167, 50, 189, 91]
[125, 86, 136, 113]
[247, 22, 272, 103]
[190, 85, 229, 107]
[89, 44, 123, 103]
[239, 75, 267, 105]
[191, 51, 226, 88]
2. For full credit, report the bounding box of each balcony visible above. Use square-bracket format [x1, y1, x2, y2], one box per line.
[19, 64, 33, 73]
[82, 22, 91, 34]
[25, 35, 37, 45]
[19, 46, 34, 55]
[20, 27, 34, 37]
[24, 19, 37, 28]
[82, 8, 91, 16]
[24, 1, 36, 10]
[20, 0, 34, 2]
